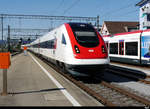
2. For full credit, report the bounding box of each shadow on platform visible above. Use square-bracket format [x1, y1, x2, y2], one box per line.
[8, 88, 65, 95]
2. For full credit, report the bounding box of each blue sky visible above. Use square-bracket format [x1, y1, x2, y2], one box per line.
[0, 0, 142, 40]
[0, 0, 140, 25]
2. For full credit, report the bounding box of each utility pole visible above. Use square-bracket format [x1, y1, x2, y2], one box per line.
[7, 25, 10, 52]
[97, 15, 100, 32]
[1, 14, 3, 52]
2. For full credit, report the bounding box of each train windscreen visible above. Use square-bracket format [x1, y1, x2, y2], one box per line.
[69, 23, 99, 48]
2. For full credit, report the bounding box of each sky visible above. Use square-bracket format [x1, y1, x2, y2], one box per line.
[0, 0, 141, 40]
[0, 0, 141, 25]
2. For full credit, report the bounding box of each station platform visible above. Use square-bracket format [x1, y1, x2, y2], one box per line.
[0, 52, 103, 106]
[110, 62, 150, 76]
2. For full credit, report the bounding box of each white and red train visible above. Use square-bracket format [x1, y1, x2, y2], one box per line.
[24, 23, 110, 76]
[103, 29, 150, 65]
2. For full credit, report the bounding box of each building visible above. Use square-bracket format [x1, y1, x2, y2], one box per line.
[136, 0, 150, 30]
[100, 21, 139, 36]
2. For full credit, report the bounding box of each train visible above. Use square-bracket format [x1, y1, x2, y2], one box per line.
[23, 22, 110, 76]
[103, 29, 150, 65]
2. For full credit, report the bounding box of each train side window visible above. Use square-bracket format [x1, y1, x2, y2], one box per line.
[125, 42, 138, 56]
[41, 42, 45, 48]
[109, 43, 118, 54]
[47, 40, 50, 49]
[43, 42, 46, 48]
[49, 40, 54, 49]
[51, 40, 55, 48]
[62, 34, 66, 45]
[45, 41, 49, 48]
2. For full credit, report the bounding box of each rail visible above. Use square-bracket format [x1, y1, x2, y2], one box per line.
[30, 51, 150, 106]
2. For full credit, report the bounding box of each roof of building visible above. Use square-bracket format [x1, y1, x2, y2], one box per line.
[136, 0, 150, 6]
[102, 21, 139, 35]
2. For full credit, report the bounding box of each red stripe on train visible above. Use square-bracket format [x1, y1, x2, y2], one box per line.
[65, 23, 108, 59]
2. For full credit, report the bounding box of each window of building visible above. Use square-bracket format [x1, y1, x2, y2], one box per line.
[147, 14, 150, 21]
[109, 43, 118, 54]
[125, 42, 138, 56]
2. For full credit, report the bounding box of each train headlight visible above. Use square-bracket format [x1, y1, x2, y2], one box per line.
[102, 45, 106, 53]
[74, 45, 80, 53]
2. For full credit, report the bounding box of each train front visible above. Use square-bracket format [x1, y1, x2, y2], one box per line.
[65, 23, 110, 76]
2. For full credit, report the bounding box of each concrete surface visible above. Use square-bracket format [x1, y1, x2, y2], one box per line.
[110, 62, 150, 76]
[0, 52, 103, 106]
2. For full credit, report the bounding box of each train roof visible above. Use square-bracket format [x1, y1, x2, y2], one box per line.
[67, 22, 93, 27]
[67, 22, 91, 24]
[103, 29, 150, 38]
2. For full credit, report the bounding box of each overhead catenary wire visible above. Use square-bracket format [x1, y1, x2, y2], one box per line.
[114, 9, 139, 18]
[101, 0, 139, 19]
[0, 14, 97, 23]
[101, 9, 139, 22]
[51, 0, 65, 15]
[0, 13, 97, 40]
[62, 0, 81, 15]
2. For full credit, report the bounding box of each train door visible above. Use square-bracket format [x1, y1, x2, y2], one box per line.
[119, 40, 124, 55]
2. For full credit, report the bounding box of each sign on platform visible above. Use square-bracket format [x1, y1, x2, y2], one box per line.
[24, 46, 27, 50]
[0, 52, 11, 69]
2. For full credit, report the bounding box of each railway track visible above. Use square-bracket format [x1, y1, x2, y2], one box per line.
[31, 52, 150, 106]
[81, 79, 148, 106]
[108, 65, 150, 85]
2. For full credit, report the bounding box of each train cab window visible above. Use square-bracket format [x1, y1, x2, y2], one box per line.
[62, 34, 66, 45]
[119, 41, 124, 55]
[125, 42, 138, 56]
[69, 23, 99, 48]
[110, 43, 118, 54]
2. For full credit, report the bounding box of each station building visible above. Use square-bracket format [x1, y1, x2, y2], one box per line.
[100, 21, 139, 36]
[136, 0, 150, 30]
